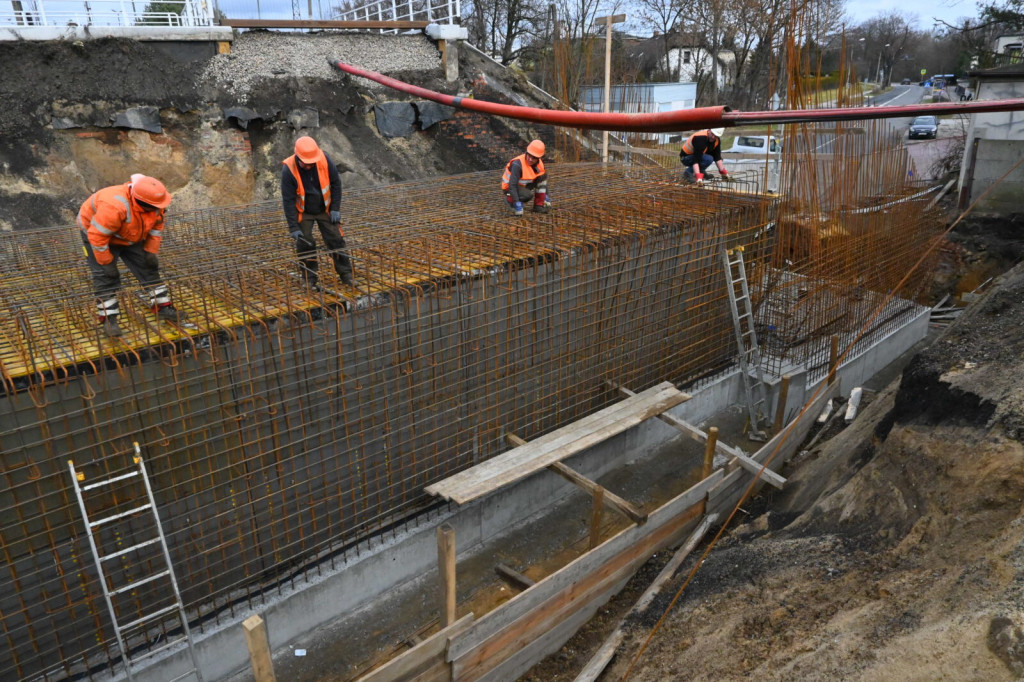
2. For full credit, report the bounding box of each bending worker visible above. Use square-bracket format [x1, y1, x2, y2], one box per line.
[680, 127, 730, 185]
[78, 174, 185, 338]
[502, 140, 552, 216]
[281, 136, 354, 289]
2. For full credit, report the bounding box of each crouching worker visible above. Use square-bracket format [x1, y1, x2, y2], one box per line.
[680, 127, 730, 185]
[502, 140, 552, 216]
[78, 174, 185, 338]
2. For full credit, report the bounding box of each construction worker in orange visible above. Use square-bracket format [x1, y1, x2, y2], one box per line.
[281, 136, 354, 290]
[680, 128, 730, 186]
[78, 174, 186, 338]
[502, 139, 552, 216]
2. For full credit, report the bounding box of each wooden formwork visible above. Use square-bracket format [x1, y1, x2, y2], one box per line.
[356, 382, 839, 681]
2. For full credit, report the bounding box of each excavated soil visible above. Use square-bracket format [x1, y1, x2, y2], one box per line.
[0, 32, 555, 230]
[524, 216, 1024, 681]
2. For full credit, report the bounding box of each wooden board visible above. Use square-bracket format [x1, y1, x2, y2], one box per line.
[446, 469, 722, 665]
[355, 614, 473, 682]
[425, 382, 688, 504]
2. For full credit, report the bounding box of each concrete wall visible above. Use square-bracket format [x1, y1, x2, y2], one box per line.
[957, 78, 1024, 213]
[0, 26, 232, 41]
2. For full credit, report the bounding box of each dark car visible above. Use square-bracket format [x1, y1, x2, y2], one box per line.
[909, 115, 939, 139]
[901, 78, 912, 85]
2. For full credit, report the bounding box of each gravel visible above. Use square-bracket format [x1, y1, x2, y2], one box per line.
[200, 31, 442, 99]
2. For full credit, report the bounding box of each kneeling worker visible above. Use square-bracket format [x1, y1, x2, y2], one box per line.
[680, 127, 730, 185]
[281, 136, 354, 289]
[502, 140, 552, 216]
[78, 174, 185, 338]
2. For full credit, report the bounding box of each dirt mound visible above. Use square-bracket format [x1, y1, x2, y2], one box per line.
[580, 262, 1024, 681]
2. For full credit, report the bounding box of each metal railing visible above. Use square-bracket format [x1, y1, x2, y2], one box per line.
[332, 0, 460, 31]
[0, 0, 215, 28]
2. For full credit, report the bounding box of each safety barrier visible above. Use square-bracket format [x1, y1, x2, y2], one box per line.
[0, 0, 214, 28]
[332, 0, 459, 32]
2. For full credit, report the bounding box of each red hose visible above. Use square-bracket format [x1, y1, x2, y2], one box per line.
[332, 60, 1024, 132]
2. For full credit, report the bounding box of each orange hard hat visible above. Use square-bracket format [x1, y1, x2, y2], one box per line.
[526, 140, 546, 157]
[131, 176, 172, 209]
[295, 136, 323, 164]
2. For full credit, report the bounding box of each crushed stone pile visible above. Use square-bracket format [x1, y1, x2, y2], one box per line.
[200, 32, 442, 99]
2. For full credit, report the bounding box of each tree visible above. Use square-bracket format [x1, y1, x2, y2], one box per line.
[463, 0, 543, 64]
[138, 1, 184, 26]
[633, 0, 695, 79]
[978, 0, 1024, 30]
[859, 11, 915, 85]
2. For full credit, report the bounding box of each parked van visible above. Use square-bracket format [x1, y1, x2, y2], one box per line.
[723, 135, 782, 154]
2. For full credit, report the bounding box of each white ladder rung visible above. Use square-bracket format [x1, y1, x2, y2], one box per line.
[100, 537, 161, 561]
[129, 636, 189, 663]
[119, 604, 179, 632]
[110, 570, 170, 595]
[81, 470, 139, 491]
[167, 670, 201, 682]
[89, 503, 152, 527]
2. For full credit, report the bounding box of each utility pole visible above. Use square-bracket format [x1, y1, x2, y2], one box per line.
[593, 13, 625, 163]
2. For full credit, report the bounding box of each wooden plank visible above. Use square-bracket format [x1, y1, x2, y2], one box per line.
[221, 19, 430, 29]
[574, 513, 719, 682]
[452, 503, 704, 679]
[437, 525, 456, 628]
[658, 410, 785, 488]
[548, 462, 646, 524]
[610, 382, 786, 489]
[708, 383, 838, 516]
[356, 614, 473, 682]
[495, 564, 535, 591]
[242, 614, 277, 682]
[446, 468, 723, 662]
[426, 383, 687, 504]
[589, 488, 604, 550]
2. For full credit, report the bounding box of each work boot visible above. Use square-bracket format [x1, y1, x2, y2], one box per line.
[533, 204, 549, 214]
[100, 316, 123, 338]
[341, 273, 355, 287]
[156, 305, 187, 323]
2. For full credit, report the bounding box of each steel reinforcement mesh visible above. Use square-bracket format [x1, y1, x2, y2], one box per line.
[1, 164, 780, 680]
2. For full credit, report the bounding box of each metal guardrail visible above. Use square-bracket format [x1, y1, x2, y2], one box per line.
[332, 0, 459, 32]
[0, 0, 215, 28]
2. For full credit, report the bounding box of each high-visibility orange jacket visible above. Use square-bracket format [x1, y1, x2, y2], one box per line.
[501, 154, 546, 193]
[283, 154, 333, 225]
[681, 130, 723, 160]
[77, 182, 165, 266]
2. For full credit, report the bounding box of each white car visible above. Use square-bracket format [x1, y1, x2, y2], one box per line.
[723, 135, 782, 155]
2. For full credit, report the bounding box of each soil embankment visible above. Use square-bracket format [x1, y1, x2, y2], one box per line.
[0, 31, 555, 230]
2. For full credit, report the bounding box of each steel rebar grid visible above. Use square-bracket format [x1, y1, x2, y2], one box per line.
[0, 157, 942, 680]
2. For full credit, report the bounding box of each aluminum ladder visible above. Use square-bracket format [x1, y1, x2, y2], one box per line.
[68, 443, 203, 682]
[722, 247, 770, 441]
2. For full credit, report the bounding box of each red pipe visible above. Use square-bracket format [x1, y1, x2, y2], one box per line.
[332, 60, 1024, 132]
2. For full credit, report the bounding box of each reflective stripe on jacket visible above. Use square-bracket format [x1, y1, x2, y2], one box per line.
[681, 130, 720, 156]
[501, 154, 546, 191]
[283, 154, 332, 224]
[77, 182, 165, 265]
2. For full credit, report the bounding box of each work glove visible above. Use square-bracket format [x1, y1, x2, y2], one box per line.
[695, 172, 704, 186]
[290, 230, 313, 247]
[512, 201, 524, 216]
[143, 251, 159, 269]
[330, 210, 341, 224]
[720, 170, 732, 182]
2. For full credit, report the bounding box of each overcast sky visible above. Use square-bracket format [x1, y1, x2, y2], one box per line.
[842, 0, 979, 29]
